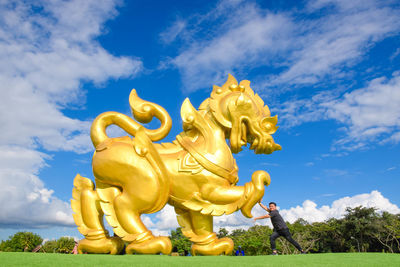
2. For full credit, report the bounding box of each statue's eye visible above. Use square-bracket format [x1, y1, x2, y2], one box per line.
[263, 122, 272, 130]
[260, 118, 272, 131]
[260, 117, 278, 134]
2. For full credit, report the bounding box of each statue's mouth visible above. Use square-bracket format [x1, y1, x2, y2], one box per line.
[232, 120, 281, 154]
[243, 122, 281, 154]
[250, 135, 265, 154]
[249, 136, 258, 150]
[239, 121, 259, 150]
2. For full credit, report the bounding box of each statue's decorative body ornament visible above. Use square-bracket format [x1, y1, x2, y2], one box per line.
[71, 74, 281, 255]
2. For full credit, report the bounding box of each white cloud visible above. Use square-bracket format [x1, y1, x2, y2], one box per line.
[274, 91, 335, 127]
[159, 20, 186, 44]
[270, 1, 400, 151]
[270, 0, 400, 87]
[154, 204, 180, 231]
[281, 190, 400, 223]
[277, 71, 400, 150]
[143, 205, 179, 237]
[163, 0, 400, 93]
[163, 0, 293, 92]
[390, 48, 400, 61]
[323, 72, 400, 149]
[0, 146, 74, 228]
[0, 0, 142, 228]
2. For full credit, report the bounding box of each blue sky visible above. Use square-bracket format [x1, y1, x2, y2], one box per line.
[1, 0, 400, 241]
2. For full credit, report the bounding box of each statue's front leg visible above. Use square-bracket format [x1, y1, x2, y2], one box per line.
[240, 170, 271, 217]
[200, 183, 245, 204]
[175, 207, 234, 255]
[200, 170, 270, 217]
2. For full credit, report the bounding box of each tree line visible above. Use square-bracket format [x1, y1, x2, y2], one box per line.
[0, 232, 76, 253]
[172, 206, 400, 255]
[1, 206, 399, 255]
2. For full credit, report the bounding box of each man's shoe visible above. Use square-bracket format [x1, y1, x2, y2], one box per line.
[271, 251, 278, 255]
[301, 251, 306, 254]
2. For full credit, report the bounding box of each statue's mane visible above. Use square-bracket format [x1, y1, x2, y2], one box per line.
[200, 74, 271, 129]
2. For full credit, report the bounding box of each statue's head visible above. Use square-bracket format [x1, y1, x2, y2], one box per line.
[208, 74, 281, 154]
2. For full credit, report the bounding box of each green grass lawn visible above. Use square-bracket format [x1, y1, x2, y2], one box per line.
[0, 252, 399, 267]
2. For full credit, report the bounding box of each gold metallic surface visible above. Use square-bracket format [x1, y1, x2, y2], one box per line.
[71, 74, 281, 255]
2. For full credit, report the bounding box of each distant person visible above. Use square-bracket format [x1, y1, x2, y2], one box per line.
[235, 245, 245, 256]
[254, 201, 306, 255]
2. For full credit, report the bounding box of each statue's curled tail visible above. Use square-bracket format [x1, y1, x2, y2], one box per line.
[90, 89, 172, 148]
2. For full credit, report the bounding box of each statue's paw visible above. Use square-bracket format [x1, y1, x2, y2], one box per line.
[241, 170, 270, 218]
[77, 236, 124, 255]
[126, 236, 172, 255]
[191, 237, 234, 256]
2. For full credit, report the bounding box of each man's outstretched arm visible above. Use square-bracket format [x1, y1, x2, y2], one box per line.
[253, 214, 270, 222]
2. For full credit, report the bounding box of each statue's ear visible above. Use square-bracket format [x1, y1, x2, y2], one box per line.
[181, 98, 209, 132]
[181, 98, 197, 127]
[181, 98, 196, 123]
[180, 98, 216, 144]
[263, 115, 278, 125]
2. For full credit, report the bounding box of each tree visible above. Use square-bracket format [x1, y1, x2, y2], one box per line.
[217, 228, 229, 238]
[56, 237, 76, 254]
[0, 240, 13, 252]
[0, 232, 43, 252]
[279, 220, 318, 254]
[40, 237, 75, 253]
[310, 219, 343, 253]
[343, 206, 378, 252]
[170, 228, 191, 255]
[41, 240, 58, 253]
[229, 225, 272, 255]
[374, 212, 400, 253]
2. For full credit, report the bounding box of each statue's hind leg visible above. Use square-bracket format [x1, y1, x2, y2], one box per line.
[92, 132, 172, 254]
[175, 207, 233, 255]
[71, 174, 124, 254]
[112, 191, 172, 255]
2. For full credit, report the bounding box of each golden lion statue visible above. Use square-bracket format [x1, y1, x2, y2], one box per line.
[71, 74, 281, 255]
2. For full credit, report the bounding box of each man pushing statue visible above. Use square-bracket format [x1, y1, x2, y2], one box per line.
[254, 201, 306, 255]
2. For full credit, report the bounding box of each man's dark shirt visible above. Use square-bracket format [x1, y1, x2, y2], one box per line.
[269, 210, 288, 231]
